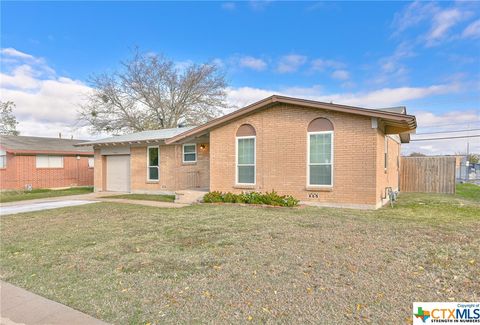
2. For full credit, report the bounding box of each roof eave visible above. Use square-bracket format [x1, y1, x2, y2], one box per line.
[7, 149, 94, 155]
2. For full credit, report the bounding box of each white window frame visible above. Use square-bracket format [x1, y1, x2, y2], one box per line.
[88, 157, 94, 168]
[0, 149, 6, 169]
[36, 155, 64, 169]
[384, 136, 388, 171]
[235, 135, 256, 185]
[307, 131, 334, 187]
[147, 146, 159, 182]
[182, 143, 197, 163]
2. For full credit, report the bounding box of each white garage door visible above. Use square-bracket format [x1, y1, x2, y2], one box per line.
[106, 155, 130, 192]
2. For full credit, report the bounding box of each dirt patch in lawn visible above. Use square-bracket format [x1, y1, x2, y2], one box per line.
[0, 193, 479, 324]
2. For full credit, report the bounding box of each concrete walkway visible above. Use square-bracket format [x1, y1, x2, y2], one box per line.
[174, 189, 208, 204]
[0, 281, 108, 325]
[97, 197, 188, 208]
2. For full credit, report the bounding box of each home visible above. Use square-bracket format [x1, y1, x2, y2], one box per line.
[78, 95, 417, 209]
[0, 135, 94, 190]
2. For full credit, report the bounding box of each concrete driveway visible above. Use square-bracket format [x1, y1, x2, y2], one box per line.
[0, 200, 98, 216]
[0, 191, 192, 216]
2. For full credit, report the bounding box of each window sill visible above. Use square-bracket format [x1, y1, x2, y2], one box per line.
[306, 186, 333, 192]
[146, 180, 159, 184]
[36, 167, 64, 169]
[234, 184, 256, 190]
[182, 162, 197, 165]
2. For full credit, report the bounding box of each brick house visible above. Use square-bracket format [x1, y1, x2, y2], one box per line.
[0, 135, 94, 190]
[79, 95, 416, 209]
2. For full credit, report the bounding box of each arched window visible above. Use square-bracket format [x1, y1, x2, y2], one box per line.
[236, 124, 256, 184]
[307, 118, 334, 186]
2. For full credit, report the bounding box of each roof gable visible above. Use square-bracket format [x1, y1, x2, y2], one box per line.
[165, 95, 417, 144]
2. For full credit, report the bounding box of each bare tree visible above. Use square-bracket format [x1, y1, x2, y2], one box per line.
[79, 50, 228, 134]
[409, 152, 426, 157]
[0, 101, 19, 136]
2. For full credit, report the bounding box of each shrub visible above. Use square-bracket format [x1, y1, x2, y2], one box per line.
[203, 191, 223, 203]
[202, 190, 299, 207]
[222, 192, 237, 203]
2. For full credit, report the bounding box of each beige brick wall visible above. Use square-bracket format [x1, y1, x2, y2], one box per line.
[375, 131, 401, 207]
[91, 104, 403, 208]
[209, 103, 382, 208]
[94, 142, 209, 193]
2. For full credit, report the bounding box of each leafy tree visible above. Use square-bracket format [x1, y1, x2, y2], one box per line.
[0, 101, 19, 136]
[467, 154, 479, 164]
[79, 49, 228, 134]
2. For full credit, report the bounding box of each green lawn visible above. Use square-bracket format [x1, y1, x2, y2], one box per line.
[456, 182, 480, 201]
[0, 187, 94, 203]
[102, 193, 176, 203]
[0, 188, 479, 324]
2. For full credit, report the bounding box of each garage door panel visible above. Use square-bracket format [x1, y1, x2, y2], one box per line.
[106, 155, 130, 192]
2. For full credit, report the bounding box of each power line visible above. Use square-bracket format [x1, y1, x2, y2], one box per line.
[410, 135, 480, 141]
[415, 128, 480, 135]
[419, 121, 480, 129]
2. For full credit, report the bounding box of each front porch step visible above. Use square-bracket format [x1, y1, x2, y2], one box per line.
[174, 189, 208, 204]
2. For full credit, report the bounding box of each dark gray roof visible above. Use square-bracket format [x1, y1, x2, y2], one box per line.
[76, 127, 195, 146]
[0, 135, 93, 153]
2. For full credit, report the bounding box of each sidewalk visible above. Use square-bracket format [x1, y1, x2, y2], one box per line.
[0, 281, 108, 325]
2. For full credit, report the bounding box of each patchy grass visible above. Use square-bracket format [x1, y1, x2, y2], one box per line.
[456, 183, 480, 201]
[102, 193, 176, 203]
[0, 193, 478, 324]
[0, 187, 93, 203]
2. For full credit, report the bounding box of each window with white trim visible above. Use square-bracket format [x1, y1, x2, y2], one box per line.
[384, 136, 388, 170]
[307, 118, 334, 187]
[0, 150, 6, 168]
[147, 146, 159, 181]
[235, 124, 256, 185]
[36, 155, 63, 168]
[183, 144, 197, 163]
[308, 132, 333, 186]
[88, 157, 94, 168]
[236, 137, 255, 184]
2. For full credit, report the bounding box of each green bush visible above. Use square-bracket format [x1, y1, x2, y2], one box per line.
[222, 192, 237, 203]
[202, 190, 299, 207]
[203, 191, 223, 203]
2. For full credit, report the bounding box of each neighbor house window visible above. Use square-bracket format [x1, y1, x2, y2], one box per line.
[88, 157, 94, 168]
[0, 150, 6, 168]
[236, 124, 256, 185]
[147, 146, 159, 181]
[307, 118, 334, 186]
[36, 155, 63, 168]
[384, 136, 388, 171]
[183, 144, 197, 163]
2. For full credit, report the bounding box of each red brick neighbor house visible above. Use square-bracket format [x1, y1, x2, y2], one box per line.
[79, 95, 417, 209]
[0, 135, 94, 190]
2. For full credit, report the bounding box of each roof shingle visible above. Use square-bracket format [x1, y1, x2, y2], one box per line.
[0, 135, 93, 154]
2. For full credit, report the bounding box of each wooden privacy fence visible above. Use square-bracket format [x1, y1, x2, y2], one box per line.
[400, 157, 456, 194]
